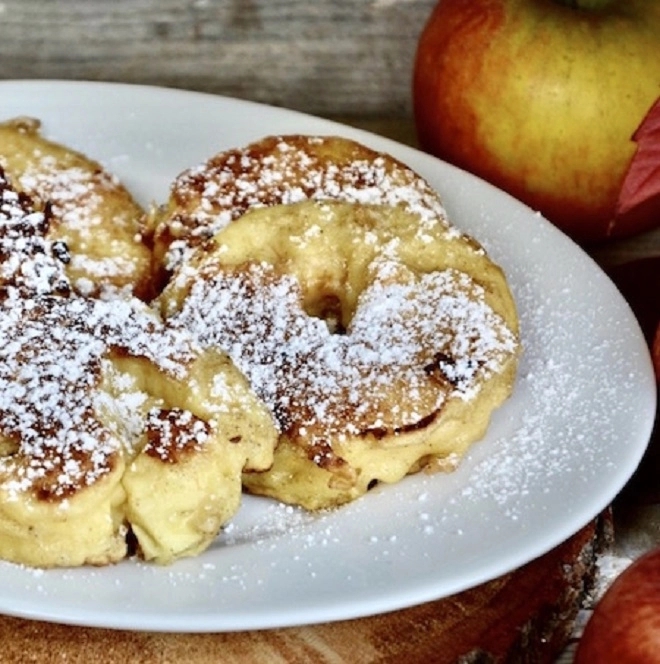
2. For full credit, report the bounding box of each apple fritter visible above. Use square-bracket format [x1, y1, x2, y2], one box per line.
[0, 171, 277, 568]
[159, 199, 520, 510]
[148, 134, 458, 285]
[0, 117, 153, 300]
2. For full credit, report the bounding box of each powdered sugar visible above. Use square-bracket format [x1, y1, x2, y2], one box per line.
[0, 126, 149, 299]
[156, 135, 460, 272]
[143, 408, 211, 462]
[0, 173, 202, 500]
[0, 291, 201, 498]
[168, 244, 517, 459]
[0, 169, 70, 297]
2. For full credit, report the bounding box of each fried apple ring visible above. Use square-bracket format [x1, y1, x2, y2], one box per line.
[0, 172, 277, 568]
[149, 134, 457, 284]
[160, 199, 520, 510]
[0, 117, 153, 300]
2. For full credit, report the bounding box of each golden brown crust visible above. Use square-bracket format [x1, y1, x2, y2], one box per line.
[0, 127, 520, 562]
[0, 117, 154, 300]
[0, 172, 278, 567]
[149, 134, 457, 285]
[160, 199, 520, 509]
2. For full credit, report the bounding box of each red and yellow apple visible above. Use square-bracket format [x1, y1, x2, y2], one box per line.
[574, 547, 660, 663]
[413, 0, 660, 243]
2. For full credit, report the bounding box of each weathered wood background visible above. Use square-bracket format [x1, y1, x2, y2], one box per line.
[0, 0, 437, 118]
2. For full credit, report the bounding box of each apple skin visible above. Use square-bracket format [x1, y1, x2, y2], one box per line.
[574, 547, 660, 664]
[413, 0, 660, 243]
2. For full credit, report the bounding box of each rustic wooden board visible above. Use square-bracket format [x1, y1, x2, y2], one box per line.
[0, 0, 436, 117]
[0, 515, 610, 664]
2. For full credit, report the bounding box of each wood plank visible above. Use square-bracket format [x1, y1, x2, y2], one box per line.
[0, 516, 611, 664]
[0, 0, 437, 117]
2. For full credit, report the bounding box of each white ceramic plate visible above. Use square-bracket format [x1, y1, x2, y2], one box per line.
[0, 81, 656, 632]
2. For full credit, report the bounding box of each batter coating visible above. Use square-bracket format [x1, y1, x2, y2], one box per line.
[0, 117, 153, 300]
[0, 172, 278, 568]
[160, 199, 520, 510]
[149, 134, 459, 284]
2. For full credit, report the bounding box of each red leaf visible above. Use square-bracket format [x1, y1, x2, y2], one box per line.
[616, 95, 660, 218]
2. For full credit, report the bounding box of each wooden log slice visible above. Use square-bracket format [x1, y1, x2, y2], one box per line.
[0, 513, 611, 664]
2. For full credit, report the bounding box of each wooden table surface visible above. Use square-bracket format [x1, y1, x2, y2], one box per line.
[0, 517, 609, 664]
